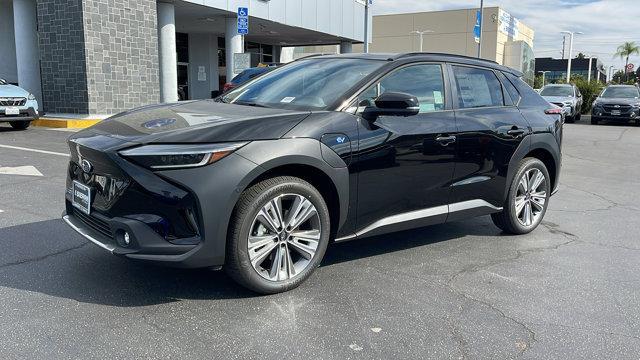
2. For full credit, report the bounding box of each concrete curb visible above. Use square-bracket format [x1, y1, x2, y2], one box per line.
[31, 114, 110, 128]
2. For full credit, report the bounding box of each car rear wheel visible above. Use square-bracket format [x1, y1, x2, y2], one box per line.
[575, 113, 582, 122]
[225, 176, 330, 294]
[491, 158, 550, 235]
[9, 121, 30, 130]
[591, 116, 599, 125]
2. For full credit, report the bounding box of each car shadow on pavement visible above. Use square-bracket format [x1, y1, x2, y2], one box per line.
[0, 217, 503, 307]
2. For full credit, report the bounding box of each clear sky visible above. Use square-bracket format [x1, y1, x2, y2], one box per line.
[371, 0, 640, 72]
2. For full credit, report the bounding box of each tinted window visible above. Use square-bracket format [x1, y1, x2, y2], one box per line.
[540, 86, 574, 97]
[453, 66, 504, 108]
[498, 72, 521, 104]
[601, 86, 640, 98]
[231, 68, 271, 84]
[360, 64, 445, 113]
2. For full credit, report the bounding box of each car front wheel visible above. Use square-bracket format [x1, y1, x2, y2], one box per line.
[9, 121, 30, 130]
[591, 116, 599, 125]
[225, 176, 331, 294]
[491, 158, 551, 234]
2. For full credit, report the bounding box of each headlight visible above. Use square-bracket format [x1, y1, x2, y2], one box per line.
[119, 142, 247, 170]
[632, 103, 640, 109]
[28, 94, 36, 100]
[562, 101, 572, 106]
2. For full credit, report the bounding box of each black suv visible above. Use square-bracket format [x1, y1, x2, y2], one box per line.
[63, 54, 563, 294]
[591, 85, 640, 125]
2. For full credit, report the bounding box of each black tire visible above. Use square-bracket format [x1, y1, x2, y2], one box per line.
[225, 176, 331, 294]
[575, 113, 582, 122]
[565, 115, 574, 123]
[491, 158, 551, 235]
[9, 121, 30, 130]
[591, 116, 599, 125]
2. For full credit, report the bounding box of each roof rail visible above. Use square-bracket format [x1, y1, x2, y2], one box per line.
[293, 53, 336, 61]
[395, 52, 499, 64]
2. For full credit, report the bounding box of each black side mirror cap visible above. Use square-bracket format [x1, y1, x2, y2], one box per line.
[362, 92, 420, 121]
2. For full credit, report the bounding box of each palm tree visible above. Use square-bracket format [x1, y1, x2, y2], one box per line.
[614, 42, 640, 83]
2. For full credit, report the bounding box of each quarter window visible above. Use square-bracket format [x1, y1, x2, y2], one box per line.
[360, 64, 446, 113]
[452, 66, 504, 108]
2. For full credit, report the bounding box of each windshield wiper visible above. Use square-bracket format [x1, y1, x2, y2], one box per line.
[233, 100, 271, 108]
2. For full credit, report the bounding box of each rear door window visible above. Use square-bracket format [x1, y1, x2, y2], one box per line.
[452, 66, 504, 108]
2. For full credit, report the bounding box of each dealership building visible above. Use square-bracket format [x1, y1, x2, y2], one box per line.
[534, 57, 608, 84]
[0, 0, 369, 116]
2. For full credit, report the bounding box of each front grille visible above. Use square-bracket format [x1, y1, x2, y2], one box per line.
[0, 97, 27, 106]
[551, 102, 564, 107]
[603, 104, 632, 111]
[72, 208, 113, 239]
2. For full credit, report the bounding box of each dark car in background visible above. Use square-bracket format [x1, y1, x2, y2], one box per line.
[539, 84, 583, 123]
[591, 85, 640, 125]
[62, 53, 563, 294]
[222, 65, 278, 93]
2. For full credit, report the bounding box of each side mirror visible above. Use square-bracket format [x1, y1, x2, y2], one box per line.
[362, 92, 420, 121]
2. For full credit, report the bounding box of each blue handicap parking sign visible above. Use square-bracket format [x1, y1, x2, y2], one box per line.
[237, 7, 249, 35]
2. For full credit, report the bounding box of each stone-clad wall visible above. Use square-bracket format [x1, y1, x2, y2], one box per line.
[82, 0, 160, 114]
[36, 0, 160, 115]
[37, 0, 89, 114]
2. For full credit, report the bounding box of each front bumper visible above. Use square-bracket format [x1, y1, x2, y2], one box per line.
[592, 108, 639, 120]
[62, 141, 258, 268]
[0, 101, 39, 121]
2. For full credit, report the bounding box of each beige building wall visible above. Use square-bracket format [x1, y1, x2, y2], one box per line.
[294, 7, 534, 72]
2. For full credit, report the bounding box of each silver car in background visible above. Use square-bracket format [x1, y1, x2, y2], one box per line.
[540, 84, 583, 123]
[0, 79, 39, 130]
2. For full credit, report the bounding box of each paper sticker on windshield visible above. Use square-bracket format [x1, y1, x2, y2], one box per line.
[433, 91, 444, 104]
[281, 97, 295, 103]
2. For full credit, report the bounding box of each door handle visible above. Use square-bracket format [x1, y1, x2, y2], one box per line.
[507, 128, 526, 136]
[436, 135, 457, 146]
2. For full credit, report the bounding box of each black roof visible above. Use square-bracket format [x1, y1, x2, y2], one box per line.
[299, 52, 522, 77]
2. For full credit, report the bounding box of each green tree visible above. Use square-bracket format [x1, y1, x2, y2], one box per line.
[614, 41, 640, 82]
[571, 75, 604, 114]
[575, 52, 586, 60]
[534, 74, 544, 89]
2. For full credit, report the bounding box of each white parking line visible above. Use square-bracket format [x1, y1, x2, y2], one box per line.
[0, 144, 69, 157]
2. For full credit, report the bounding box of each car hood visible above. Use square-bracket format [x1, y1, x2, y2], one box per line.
[70, 100, 311, 149]
[542, 96, 575, 104]
[594, 97, 639, 105]
[0, 84, 29, 98]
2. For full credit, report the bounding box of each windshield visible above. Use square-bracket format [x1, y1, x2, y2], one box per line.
[222, 58, 385, 110]
[540, 86, 573, 97]
[601, 86, 640, 98]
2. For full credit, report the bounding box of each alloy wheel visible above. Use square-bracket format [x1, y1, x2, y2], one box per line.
[514, 168, 547, 227]
[248, 193, 321, 282]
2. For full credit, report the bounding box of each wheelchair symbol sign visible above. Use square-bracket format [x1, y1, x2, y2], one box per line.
[237, 7, 249, 34]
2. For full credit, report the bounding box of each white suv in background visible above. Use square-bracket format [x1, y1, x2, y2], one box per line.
[0, 79, 39, 130]
[539, 84, 583, 123]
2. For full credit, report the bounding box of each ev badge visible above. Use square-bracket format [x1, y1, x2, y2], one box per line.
[336, 136, 346, 144]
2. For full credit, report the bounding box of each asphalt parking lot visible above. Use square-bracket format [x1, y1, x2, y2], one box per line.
[0, 119, 639, 359]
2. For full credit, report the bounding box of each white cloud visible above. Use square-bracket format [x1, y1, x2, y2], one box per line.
[371, 0, 640, 70]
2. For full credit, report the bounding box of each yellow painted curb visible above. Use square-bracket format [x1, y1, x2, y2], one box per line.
[32, 118, 101, 129]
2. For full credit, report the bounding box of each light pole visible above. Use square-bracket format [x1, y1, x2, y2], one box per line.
[477, 0, 484, 58]
[608, 65, 614, 83]
[363, 0, 370, 53]
[410, 30, 434, 52]
[587, 55, 593, 83]
[560, 31, 583, 83]
[539, 71, 550, 87]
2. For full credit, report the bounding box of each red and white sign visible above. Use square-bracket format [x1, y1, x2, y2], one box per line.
[626, 63, 635, 72]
